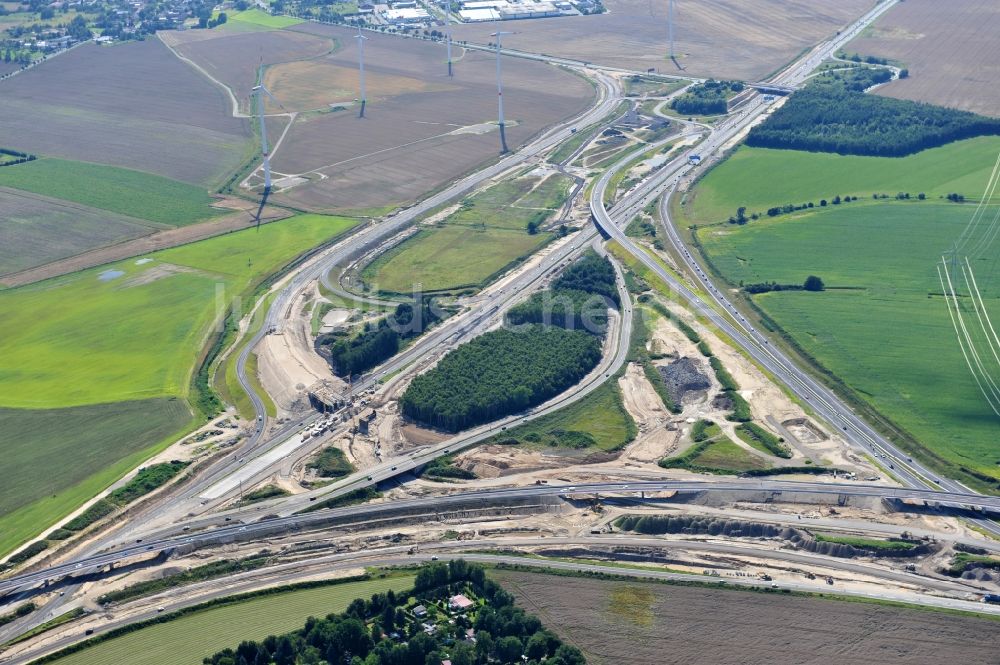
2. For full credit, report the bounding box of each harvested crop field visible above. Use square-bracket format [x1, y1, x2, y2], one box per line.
[166, 28, 336, 115]
[451, 0, 872, 80]
[848, 0, 1000, 117]
[0, 188, 163, 276]
[492, 570, 1000, 665]
[0, 40, 250, 186]
[259, 25, 593, 212]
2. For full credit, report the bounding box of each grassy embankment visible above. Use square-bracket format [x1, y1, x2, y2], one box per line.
[685, 136, 1000, 487]
[0, 214, 359, 557]
[362, 174, 572, 295]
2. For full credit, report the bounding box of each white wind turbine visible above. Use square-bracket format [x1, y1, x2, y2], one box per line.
[250, 66, 283, 192]
[491, 26, 513, 153]
[444, 0, 453, 76]
[356, 24, 368, 117]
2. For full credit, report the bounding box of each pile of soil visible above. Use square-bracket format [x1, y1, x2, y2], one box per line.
[659, 357, 710, 404]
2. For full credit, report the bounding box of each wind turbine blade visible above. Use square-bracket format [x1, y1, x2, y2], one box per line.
[259, 85, 285, 109]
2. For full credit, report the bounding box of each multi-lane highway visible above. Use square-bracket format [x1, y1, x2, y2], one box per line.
[2, 478, 998, 598]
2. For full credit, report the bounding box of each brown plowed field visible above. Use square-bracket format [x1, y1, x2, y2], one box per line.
[260, 26, 593, 212]
[451, 0, 873, 80]
[492, 570, 1000, 665]
[0, 40, 250, 185]
[170, 28, 337, 115]
[849, 0, 1000, 117]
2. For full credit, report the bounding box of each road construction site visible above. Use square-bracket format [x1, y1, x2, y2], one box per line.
[6, 0, 1000, 660]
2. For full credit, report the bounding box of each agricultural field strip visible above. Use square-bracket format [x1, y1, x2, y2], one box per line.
[642, 16, 1000, 536]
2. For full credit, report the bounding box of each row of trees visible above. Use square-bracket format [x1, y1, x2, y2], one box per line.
[322, 300, 440, 377]
[400, 325, 601, 432]
[671, 80, 744, 116]
[746, 69, 1000, 156]
[203, 562, 584, 665]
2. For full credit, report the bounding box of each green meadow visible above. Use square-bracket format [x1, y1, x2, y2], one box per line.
[364, 226, 553, 295]
[227, 8, 303, 28]
[0, 214, 359, 556]
[697, 202, 1000, 480]
[362, 173, 570, 294]
[47, 576, 413, 665]
[0, 158, 223, 226]
[684, 137, 1000, 224]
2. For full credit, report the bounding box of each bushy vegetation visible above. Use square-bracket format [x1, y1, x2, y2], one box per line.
[690, 419, 717, 443]
[419, 456, 476, 481]
[735, 423, 791, 458]
[300, 487, 382, 513]
[58, 461, 188, 536]
[401, 326, 601, 432]
[307, 446, 354, 479]
[202, 562, 585, 665]
[813, 533, 917, 552]
[747, 69, 1000, 157]
[99, 557, 272, 605]
[942, 551, 1000, 577]
[642, 361, 680, 414]
[0, 603, 34, 627]
[671, 80, 743, 115]
[244, 485, 291, 503]
[322, 300, 441, 377]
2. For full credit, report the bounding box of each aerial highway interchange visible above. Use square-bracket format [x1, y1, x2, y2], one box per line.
[4, 0, 1000, 660]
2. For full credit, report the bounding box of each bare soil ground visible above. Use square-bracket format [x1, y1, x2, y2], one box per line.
[492, 569, 1000, 665]
[0, 187, 164, 276]
[0, 204, 290, 288]
[258, 26, 593, 212]
[452, 0, 873, 80]
[617, 362, 678, 464]
[849, 0, 1000, 116]
[167, 28, 337, 116]
[0, 40, 250, 185]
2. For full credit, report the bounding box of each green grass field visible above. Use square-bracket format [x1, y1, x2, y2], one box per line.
[0, 214, 360, 557]
[0, 214, 358, 409]
[0, 400, 193, 557]
[48, 576, 413, 665]
[698, 201, 1000, 479]
[0, 158, 223, 226]
[494, 381, 636, 452]
[363, 226, 552, 294]
[362, 173, 570, 294]
[689, 437, 770, 472]
[227, 8, 303, 28]
[685, 137, 1000, 224]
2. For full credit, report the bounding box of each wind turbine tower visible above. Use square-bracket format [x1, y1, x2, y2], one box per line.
[491, 27, 513, 153]
[356, 25, 368, 117]
[444, 0, 453, 76]
[668, 0, 675, 60]
[250, 71, 282, 192]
